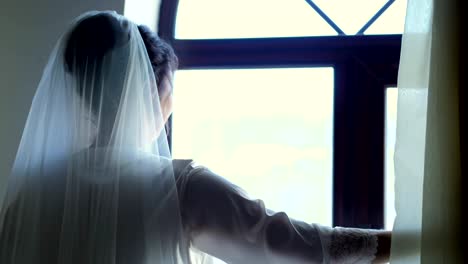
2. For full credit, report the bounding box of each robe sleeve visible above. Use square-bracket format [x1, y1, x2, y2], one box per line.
[176, 162, 378, 264]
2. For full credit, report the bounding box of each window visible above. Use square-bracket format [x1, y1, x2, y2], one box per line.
[159, 0, 403, 229]
[365, 0, 407, 34]
[124, 0, 160, 31]
[173, 68, 334, 225]
[175, 0, 337, 39]
[175, 0, 407, 38]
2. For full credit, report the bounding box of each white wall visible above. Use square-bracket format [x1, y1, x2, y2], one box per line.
[0, 0, 126, 201]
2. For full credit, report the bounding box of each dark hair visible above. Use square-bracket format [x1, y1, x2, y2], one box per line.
[137, 25, 178, 84]
[63, 13, 178, 117]
[64, 13, 130, 76]
[64, 14, 177, 85]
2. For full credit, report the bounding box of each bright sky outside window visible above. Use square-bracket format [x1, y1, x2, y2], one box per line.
[172, 68, 334, 225]
[365, 0, 407, 34]
[124, 0, 160, 31]
[175, 0, 407, 39]
[175, 0, 337, 39]
[313, 0, 388, 34]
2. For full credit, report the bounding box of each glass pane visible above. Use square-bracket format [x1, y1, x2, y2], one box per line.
[385, 88, 398, 230]
[124, 0, 159, 31]
[175, 0, 337, 39]
[313, 0, 388, 34]
[365, 0, 407, 35]
[172, 68, 334, 225]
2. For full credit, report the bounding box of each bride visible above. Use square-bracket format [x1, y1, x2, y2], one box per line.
[0, 11, 390, 264]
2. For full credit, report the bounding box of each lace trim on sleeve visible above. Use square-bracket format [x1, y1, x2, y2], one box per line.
[327, 227, 378, 264]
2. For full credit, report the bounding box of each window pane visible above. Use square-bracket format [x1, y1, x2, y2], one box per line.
[313, 0, 388, 34]
[175, 0, 407, 38]
[124, 0, 159, 31]
[365, 0, 407, 35]
[172, 68, 334, 225]
[385, 88, 398, 230]
[175, 0, 337, 39]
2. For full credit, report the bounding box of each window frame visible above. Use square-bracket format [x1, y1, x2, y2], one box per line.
[158, 0, 401, 229]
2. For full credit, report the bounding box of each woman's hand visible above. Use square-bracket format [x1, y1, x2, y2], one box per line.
[373, 230, 392, 263]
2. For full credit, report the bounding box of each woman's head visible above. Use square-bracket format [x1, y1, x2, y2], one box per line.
[137, 25, 178, 85]
[64, 12, 130, 76]
[137, 24, 178, 125]
[64, 12, 177, 86]
[63, 11, 177, 143]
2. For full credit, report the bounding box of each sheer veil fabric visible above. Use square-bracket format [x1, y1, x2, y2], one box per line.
[0, 11, 195, 264]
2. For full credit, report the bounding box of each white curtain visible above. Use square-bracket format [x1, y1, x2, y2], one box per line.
[391, 0, 462, 262]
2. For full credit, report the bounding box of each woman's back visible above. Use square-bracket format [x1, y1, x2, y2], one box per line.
[0, 150, 189, 264]
[0, 11, 189, 264]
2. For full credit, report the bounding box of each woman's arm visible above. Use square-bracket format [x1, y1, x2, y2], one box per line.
[178, 164, 391, 263]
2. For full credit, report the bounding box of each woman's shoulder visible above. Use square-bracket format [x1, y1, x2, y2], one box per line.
[171, 159, 194, 172]
[171, 159, 196, 185]
[171, 159, 214, 182]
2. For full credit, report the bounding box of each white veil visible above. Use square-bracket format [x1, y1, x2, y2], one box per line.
[0, 11, 190, 264]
